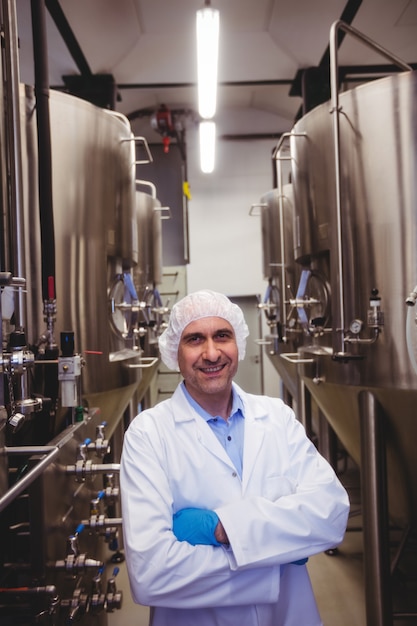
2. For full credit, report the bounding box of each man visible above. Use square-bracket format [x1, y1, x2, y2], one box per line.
[120, 290, 350, 626]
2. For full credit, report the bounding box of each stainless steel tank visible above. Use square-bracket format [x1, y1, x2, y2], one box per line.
[263, 58, 417, 623]
[288, 69, 417, 521]
[134, 188, 163, 291]
[256, 185, 304, 403]
[0, 84, 149, 623]
[21, 86, 143, 430]
[259, 185, 296, 283]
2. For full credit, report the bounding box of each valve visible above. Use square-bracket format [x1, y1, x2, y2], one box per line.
[89, 566, 106, 615]
[66, 461, 120, 482]
[53, 524, 103, 573]
[58, 331, 82, 409]
[343, 289, 383, 349]
[104, 473, 119, 500]
[77, 438, 91, 462]
[106, 567, 122, 612]
[92, 421, 109, 456]
[60, 586, 89, 622]
[108, 534, 125, 564]
[406, 285, 417, 306]
[367, 288, 384, 328]
[53, 554, 103, 573]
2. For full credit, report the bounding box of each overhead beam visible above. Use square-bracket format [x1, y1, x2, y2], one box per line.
[45, 0, 92, 77]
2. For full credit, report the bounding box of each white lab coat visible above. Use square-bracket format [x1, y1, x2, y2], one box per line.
[120, 382, 350, 626]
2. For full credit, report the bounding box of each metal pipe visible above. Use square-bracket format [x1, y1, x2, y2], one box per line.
[1, 0, 26, 326]
[66, 462, 121, 475]
[5, 445, 57, 455]
[276, 148, 288, 335]
[136, 180, 157, 198]
[31, 0, 57, 305]
[329, 20, 412, 356]
[0, 446, 60, 513]
[81, 517, 123, 527]
[358, 390, 392, 626]
[272, 132, 307, 333]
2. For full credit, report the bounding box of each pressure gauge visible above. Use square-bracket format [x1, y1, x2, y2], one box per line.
[349, 319, 363, 335]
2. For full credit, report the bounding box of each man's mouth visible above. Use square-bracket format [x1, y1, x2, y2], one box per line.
[200, 364, 225, 374]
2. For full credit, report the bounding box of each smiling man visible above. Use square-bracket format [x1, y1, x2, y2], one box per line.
[120, 290, 350, 626]
[178, 317, 238, 416]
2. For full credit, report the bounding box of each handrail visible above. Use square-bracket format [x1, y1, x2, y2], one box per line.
[248, 202, 267, 216]
[154, 206, 172, 220]
[272, 132, 307, 335]
[121, 136, 153, 164]
[136, 179, 156, 198]
[280, 353, 315, 365]
[124, 356, 159, 369]
[0, 445, 60, 513]
[329, 20, 412, 356]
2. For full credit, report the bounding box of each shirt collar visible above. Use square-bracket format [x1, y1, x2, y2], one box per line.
[181, 381, 244, 423]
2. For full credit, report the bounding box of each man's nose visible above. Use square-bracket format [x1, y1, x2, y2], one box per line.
[202, 339, 221, 361]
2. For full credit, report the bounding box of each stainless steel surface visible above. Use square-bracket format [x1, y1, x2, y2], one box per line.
[328, 20, 412, 356]
[22, 87, 142, 403]
[291, 70, 417, 389]
[264, 66, 417, 624]
[358, 391, 392, 626]
[1, 82, 162, 621]
[134, 189, 163, 290]
[259, 186, 295, 284]
[1, 411, 115, 622]
[0, 444, 59, 513]
[2, 0, 25, 325]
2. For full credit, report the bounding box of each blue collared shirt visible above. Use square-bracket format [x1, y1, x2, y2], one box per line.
[181, 382, 245, 479]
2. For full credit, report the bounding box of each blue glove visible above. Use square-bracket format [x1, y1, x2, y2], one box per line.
[173, 508, 222, 546]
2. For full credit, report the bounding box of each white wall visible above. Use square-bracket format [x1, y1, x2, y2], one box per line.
[184, 127, 282, 397]
[185, 126, 275, 298]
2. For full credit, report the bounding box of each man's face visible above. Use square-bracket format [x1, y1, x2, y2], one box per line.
[177, 316, 238, 405]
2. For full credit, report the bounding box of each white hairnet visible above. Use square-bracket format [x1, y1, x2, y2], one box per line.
[158, 290, 249, 370]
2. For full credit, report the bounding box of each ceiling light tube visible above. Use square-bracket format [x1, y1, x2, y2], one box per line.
[196, 3, 219, 119]
[199, 120, 216, 173]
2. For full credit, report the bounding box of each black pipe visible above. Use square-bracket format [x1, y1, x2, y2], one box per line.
[30, 0, 56, 302]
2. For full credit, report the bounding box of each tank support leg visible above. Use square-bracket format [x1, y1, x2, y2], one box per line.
[358, 390, 392, 626]
[299, 378, 313, 438]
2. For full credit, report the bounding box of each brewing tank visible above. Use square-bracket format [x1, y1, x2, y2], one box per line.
[291, 70, 417, 391]
[134, 190, 163, 290]
[278, 70, 417, 526]
[260, 185, 295, 282]
[20, 86, 142, 420]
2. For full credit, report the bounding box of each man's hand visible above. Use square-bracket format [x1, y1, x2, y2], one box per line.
[173, 508, 223, 546]
[214, 520, 229, 545]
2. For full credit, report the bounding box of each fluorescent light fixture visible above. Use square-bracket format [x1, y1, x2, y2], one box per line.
[199, 120, 216, 173]
[196, 3, 219, 119]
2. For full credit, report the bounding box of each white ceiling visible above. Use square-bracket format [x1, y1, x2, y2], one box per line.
[15, 0, 417, 140]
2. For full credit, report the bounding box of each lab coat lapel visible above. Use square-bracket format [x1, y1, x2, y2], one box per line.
[194, 417, 236, 469]
[240, 394, 267, 491]
[172, 384, 237, 470]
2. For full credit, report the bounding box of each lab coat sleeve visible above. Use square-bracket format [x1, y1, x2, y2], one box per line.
[120, 412, 281, 609]
[215, 400, 350, 570]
